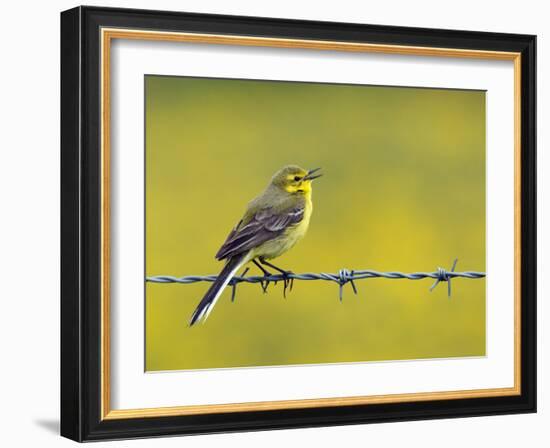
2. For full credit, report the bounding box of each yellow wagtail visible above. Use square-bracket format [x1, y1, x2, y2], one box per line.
[189, 165, 322, 325]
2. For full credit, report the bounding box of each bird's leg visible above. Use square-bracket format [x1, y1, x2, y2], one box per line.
[252, 259, 271, 293]
[259, 258, 294, 297]
[253, 258, 272, 276]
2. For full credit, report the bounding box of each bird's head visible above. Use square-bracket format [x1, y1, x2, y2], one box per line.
[270, 165, 322, 194]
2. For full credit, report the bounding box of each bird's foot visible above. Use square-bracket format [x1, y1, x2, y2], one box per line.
[260, 277, 271, 294]
[253, 259, 272, 293]
[279, 270, 294, 298]
[257, 259, 293, 297]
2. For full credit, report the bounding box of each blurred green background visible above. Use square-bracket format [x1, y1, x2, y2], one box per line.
[145, 75, 486, 371]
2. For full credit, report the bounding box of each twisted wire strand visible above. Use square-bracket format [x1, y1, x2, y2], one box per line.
[146, 259, 486, 300]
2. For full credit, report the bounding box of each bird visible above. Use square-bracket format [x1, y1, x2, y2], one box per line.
[189, 165, 322, 326]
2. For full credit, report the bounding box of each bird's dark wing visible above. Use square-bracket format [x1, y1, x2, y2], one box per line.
[215, 206, 304, 260]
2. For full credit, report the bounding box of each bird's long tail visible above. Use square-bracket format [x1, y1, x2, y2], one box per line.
[189, 254, 246, 326]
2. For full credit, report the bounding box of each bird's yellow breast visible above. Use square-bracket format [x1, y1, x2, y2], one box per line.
[251, 192, 313, 261]
[288, 194, 313, 242]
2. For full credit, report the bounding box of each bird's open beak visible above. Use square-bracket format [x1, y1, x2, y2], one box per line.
[304, 167, 322, 181]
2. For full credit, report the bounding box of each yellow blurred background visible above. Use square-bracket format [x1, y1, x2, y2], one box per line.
[145, 75, 486, 371]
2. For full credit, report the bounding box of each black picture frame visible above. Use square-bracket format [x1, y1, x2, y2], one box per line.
[61, 5, 536, 442]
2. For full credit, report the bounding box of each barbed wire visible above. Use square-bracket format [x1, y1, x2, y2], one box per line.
[146, 258, 486, 301]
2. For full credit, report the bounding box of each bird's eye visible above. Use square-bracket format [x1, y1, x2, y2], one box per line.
[294, 176, 301, 182]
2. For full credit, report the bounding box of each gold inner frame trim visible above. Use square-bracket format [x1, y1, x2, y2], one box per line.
[100, 27, 522, 420]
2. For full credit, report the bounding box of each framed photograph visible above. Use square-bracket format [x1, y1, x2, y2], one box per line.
[60, 6, 536, 442]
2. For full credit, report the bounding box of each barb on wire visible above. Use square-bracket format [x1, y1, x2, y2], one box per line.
[146, 258, 485, 301]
